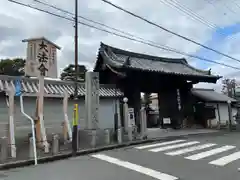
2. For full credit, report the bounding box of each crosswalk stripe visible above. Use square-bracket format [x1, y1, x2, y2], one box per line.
[185, 145, 236, 160]
[135, 140, 186, 150]
[165, 143, 217, 156]
[92, 154, 179, 180]
[209, 151, 240, 166]
[149, 141, 200, 152]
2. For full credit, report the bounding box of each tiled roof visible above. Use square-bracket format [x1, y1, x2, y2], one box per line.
[0, 75, 123, 98]
[192, 88, 236, 103]
[96, 43, 221, 79]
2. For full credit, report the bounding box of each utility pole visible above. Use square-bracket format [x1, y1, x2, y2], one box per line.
[72, 0, 79, 156]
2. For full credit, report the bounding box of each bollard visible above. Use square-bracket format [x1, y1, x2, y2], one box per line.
[0, 137, 8, 163]
[128, 126, 133, 141]
[117, 128, 122, 144]
[140, 108, 147, 139]
[91, 130, 97, 148]
[52, 134, 59, 155]
[29, 137, 34, 159]
[104, 129, 110, 145]
[127, 109, 133, 141]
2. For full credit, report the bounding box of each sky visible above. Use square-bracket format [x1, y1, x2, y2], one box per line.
[1, 0, 240, 91]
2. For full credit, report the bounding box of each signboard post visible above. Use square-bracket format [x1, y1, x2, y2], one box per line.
[37, 40, 49, 153]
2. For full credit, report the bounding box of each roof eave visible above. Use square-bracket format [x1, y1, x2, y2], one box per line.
[22, 37, 61, 50]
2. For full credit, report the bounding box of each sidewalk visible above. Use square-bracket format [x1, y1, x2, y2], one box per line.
[0, 128, 225, 170]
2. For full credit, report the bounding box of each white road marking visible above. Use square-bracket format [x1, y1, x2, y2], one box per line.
[149, 141, 200, 152]
[185, 145, 235, 160]
[135, 140, 186, 150]
[165, 143, 217, 156]
[209, 151, 240, 166]
[92, 154, 179, 180]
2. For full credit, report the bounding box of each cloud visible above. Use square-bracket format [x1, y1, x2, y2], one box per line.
[1, 0, 239, 88]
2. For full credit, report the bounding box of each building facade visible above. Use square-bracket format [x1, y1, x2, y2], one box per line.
[192, 88, 238, 128]
[94, 43, 221, 129]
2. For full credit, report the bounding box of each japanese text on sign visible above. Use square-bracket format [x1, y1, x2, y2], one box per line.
[37, 40, 48, 76]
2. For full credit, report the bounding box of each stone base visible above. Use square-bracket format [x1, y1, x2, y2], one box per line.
[78, 129, 115, 148]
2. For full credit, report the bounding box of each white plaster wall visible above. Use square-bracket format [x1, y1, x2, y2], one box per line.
[0, 96, 120, 140]
[206, 102, 237, 127]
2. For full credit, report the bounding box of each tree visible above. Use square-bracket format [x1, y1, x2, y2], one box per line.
[60, 64, 88, 82]
[221, 78, 236, 98]
[0, 58, 25, 76]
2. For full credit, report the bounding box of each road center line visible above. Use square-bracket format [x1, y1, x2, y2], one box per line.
[92, 154, 179, 180]
[135, 140, 186, 149]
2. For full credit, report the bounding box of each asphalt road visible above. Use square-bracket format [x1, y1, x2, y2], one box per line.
[1, 132, 240, 180]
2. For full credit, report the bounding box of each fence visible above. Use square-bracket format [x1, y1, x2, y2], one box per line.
[0, 97, 148, 164]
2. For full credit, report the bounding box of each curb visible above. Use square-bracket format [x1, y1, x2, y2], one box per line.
[0, 131, 226, 170]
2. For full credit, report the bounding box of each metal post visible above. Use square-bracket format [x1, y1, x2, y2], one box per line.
[227, 100, 233, 131]
[0, 137, 8, 163]
[8, 87, 16, 158]
[52, 134, 59, 155]
[63, 91, 72, 142]
[72, 104, 79, 155]
[20, 95, 38, 165]
[72, 0, 79, 156]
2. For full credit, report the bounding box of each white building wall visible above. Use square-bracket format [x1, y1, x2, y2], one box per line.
[0, 96, 120, 140]
[206, 102, 237, 127]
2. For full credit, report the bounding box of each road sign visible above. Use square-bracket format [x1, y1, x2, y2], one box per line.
[15, 80, 21, 96]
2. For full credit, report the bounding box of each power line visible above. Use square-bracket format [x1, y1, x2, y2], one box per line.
[232, 0, 240, 10]
[33, 0, 150, 41]
[31, 0, 240, 71]
[159, 0, 219, 32]
[204, 0, 237, 22]
[33, 0, 188, 55]
[158, 0, 224, 47]
[101, 0, 240, 64]
[8, 0, 240, 71]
